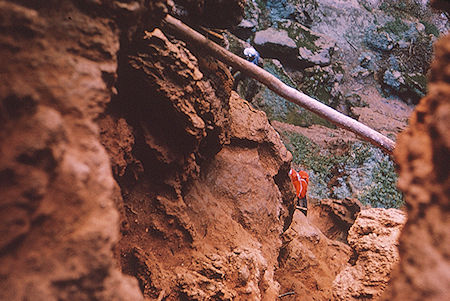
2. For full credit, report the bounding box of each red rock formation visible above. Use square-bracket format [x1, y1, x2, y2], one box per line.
[101, 25, 295, 298]
[382, 33, 450, 300]
[308, 198, 363, 243]
[0, 0, 148, 299]
[276, 211, 352, 300]
[3, 0, 447, 300]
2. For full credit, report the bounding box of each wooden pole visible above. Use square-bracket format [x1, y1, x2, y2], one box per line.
[162, 15, 396, 154]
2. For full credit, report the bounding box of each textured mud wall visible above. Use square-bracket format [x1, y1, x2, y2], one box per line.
[382, 32, 450, 300]
[275, 207, 405, 301]
[0, 1, 152, 300]
[333, 208, 406, 300]
[276, 211, 352, 300]
[100, 24, 295, 299]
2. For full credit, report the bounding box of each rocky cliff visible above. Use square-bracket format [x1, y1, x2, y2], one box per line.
[382, 29, 450, 301]
[0, 0, 448, 300]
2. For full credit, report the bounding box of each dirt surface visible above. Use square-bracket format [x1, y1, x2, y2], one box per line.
[382, 32, 450, 301]
[275, 211, 352, 301]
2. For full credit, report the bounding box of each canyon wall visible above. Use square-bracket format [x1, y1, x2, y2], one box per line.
[0, 0, 448, 300]
[382, 32, 450, 301]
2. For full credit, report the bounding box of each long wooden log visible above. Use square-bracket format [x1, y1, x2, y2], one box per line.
[162, 15, 396, 154]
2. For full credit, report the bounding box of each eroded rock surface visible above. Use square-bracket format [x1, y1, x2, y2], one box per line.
[0, 0, 147, 300]
[276, 211, 352, 300]
[101, 24, 294, 299]
[333, 208, 406, 300]
[2, 0, 448, 300]
[382, 32, 450, 301]
[309, 198, 363, 243]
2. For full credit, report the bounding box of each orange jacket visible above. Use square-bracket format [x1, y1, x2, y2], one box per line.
[289, 169, 309, 199]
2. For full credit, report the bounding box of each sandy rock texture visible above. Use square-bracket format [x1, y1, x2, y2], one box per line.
[275, 207, 405, 301]
[100, 24, 294, 299]
[2, 0, 448, 300]
[309, 198, 363, 243]
[0, 0, 150, 300]
[333, 208, 406, 300]
[382, 32, 450, 301]
[276, 211, 352, 300]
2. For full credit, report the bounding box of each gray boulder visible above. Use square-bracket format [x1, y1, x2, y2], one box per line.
[232, 19, 258, 40]
[383, 69, 427, 104]
[365, 28, 394, 51]
[254, 23, 335, 68]
[254, 28, 299, 64]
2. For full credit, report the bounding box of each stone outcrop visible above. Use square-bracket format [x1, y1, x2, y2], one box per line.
[382, 32, 450, 300]
[276, 206, 406, 301]
[101, 23, 294, 299]
[0, 0, 149, 300]
[333, 208, 406, 300]
[276, 211, 352, 300]
[1, 0, 449, 300]
[253, 22, 335, 68]
[309, 198, 363, 243]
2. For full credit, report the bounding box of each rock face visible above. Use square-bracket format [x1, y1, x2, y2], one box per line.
[333, 208, 406, 300]
[101, 24, 295, 299]
[309, 198, 363, 243]
[0, 0, 148, 300]
[276, 211, 352, 300]
[382, 32, 450, 300]
[276, 207, 406, 301]
[2, 0, 448, 300]
[254, 22, 335, 68]
[254, 27, 298, 58]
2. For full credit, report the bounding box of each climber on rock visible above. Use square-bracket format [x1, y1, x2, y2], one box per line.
[243, 46, 260, 65]
[232, 46, 260, 91]
[289, 168, 309, 215]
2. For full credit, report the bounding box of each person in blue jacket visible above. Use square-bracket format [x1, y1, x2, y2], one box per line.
[233, 46, 260, 90]
[243, 47, 260, 65]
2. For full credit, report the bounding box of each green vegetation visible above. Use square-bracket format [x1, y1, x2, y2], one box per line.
[379, 18, 409, 36]
[277, 21, 320, 52]
[420, 21, 440, 37]
[379, 0, 424, 18]
[403, 72, 427, 98]
[237, 59, 336, 128]
[359, 157, 404, 208]
[301, 67, 335, 105]
[284, 108, 335, 128]
[283, 132, 404, 208]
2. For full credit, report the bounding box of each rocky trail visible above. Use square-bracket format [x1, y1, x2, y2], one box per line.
[0, 0, 449, 300]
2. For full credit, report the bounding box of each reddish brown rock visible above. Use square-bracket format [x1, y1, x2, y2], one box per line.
[97, 16, 298, 300]
[382, 33, 450, 301]
[333, 208, 406, 300]
[309, 198, 363, 243]
[276, 211, 352, 300]
[0, 1, 148, 300]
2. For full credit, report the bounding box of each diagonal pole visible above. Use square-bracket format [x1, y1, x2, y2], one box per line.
[162, 15, 396, 155]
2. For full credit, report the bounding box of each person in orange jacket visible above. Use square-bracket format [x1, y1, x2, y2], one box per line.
[289, 168, 309, 215]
